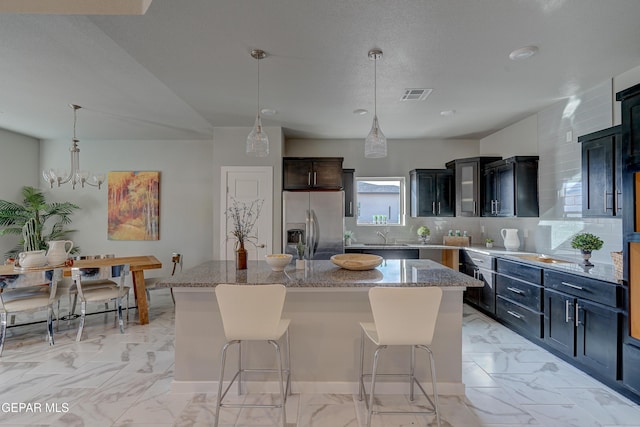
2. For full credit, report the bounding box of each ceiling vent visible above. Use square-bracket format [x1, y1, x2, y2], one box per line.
[400, 88, 433, 101]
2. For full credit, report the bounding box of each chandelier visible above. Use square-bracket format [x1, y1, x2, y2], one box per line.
[364, 48, 387, 158]
[246, 49, 269, 157]
[42, 104, 105, 189]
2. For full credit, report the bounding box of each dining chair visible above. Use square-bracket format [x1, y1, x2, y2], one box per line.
[71, 263, 130, 341]
[145, 252, 181, 305]
[58, 254, 119, 322]
[0, 268, 63, 356]
[358, 286, 443, 427]
[214, 284, 291, 427]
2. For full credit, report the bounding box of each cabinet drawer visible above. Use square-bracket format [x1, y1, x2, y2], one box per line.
[496, 258, 542, 285]
[496, 274, 543, 311]
[496, 296, 543, 338]
[544, 270, 620, 307]
[460, 251, 494, 269]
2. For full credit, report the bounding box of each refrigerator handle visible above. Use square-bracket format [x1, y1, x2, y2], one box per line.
[311, 209, 319, 255]
[306, 209, 312, 258]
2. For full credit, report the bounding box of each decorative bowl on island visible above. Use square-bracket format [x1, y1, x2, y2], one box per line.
[265, 254, 293, 271]
[330, 253, 383, 271]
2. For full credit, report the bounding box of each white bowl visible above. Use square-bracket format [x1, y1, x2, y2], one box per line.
[265, 254, 293, 271]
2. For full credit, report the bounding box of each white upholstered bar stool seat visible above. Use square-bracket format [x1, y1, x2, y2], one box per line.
[359, 286, 443, 427]
[214, 284, 291, 427]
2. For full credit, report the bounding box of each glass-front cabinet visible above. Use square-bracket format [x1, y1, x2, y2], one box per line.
[446, 157, 500, 217]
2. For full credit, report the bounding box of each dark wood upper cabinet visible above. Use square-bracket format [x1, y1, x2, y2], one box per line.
[342, 169, 355, 217]
[617, 83, 640, 166]
[283, 157, 343, 190]
[446, 157, 500, 217]
[483, 156, 539, 217]
[409, 169, 454, 217]
[579, 126, 622, 217]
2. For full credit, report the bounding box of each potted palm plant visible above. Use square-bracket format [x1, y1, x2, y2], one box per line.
[0, 186, 80, 259]
[571, 232, 604, 266]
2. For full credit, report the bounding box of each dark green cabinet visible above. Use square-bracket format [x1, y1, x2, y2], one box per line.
[283, 157, 343, 190]
[342, 169, 355, 217]
[483, 156, 539, 217]
[579, 126, 622, 217]
[409, 169, 454, 217]
[446, 157, 500, 217]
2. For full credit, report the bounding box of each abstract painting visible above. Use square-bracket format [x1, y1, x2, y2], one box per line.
[108, 171, 160, 240]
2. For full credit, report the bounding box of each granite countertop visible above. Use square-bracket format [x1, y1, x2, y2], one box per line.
[157, 259, 483, 289]
[347, 242, 620, 284]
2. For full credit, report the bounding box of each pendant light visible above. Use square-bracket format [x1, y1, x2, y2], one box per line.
[42, 104, 105, 189]
[246, 49, 269, 157]
[364, 48, 387, 158]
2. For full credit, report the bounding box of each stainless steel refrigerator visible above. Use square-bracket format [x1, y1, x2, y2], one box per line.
[282, 191, 344, 260]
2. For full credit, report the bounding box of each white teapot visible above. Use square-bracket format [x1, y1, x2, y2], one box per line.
[46, 240, 74, 266]
[18, 250, 47, 268]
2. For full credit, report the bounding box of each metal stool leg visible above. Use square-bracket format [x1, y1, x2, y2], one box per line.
[270, 340, 287, 427]
[285, 328, 292, 396]
[358, 328, 366, 401]
[425, 345, 441, 427]
[367, 345, 385, 427]
[410, 345, 416, 401]
[214, 341, 232, 427]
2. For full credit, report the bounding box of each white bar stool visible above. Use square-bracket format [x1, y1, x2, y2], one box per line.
[358, 286, 443, 427]
[214, 284, 291, 427]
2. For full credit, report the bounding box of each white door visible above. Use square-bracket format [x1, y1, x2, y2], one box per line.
[220, 166, 273, 261]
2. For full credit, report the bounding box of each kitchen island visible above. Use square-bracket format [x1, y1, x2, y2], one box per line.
[158, 259, 482, 395]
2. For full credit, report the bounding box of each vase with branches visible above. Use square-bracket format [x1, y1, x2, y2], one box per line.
[225, 198, 264, 269]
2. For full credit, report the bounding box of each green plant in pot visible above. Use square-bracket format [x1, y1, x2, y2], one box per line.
[570, 232, 603, 266]
[0, 186, 80, 259]
[417, 225, 431, 244]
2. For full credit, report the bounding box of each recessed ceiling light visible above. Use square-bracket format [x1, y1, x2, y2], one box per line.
[260, 108, 277, 116]
[509, 45, 539, 61]
[353, 109, 368, 115]
[440, 110, 456, 116]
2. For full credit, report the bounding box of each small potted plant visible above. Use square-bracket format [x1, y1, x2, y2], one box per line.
[344, 230, 354, 246]
[485, 238, 494, 248]
[296, 240, 306, 269]
[417, 225, 431, 244]
[571, 232, 604, 266]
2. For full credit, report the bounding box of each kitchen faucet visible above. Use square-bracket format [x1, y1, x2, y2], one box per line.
[376, 230, 389, 244]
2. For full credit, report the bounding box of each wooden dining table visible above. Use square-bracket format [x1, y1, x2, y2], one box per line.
[0, 255, 162, 325]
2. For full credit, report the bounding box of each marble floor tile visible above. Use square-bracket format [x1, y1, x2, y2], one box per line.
[3, 291, 640, 426]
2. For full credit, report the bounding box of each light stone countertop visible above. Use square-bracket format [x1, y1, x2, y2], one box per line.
[156, 259, 483, 289]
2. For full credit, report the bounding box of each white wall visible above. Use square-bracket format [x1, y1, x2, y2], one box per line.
[39, 137, 215, 278]
[480, 115, 538, 158]
[212, 126, 284, 260]
[0, 129, 41, 257]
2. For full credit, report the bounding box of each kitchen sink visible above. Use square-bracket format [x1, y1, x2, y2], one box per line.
[513, 254, 575, 264]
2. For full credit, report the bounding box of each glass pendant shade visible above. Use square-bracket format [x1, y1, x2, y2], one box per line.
[365, 114, 387, 158]
[364, 48, 387, 158]
[246, 113, 269, 157]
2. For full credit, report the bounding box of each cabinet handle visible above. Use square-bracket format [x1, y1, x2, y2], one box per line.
[349, 202, 353, 215]
[616, 191, 622, 211]
[560, 281, 583, 290]
[507, 310, 523, 319]
[471, 258, 485, 263]
[495, 199, 500, 214]
[491, 200, 496, 215]
[308, 172, 311, 186]
[604, 192, 613, 212]
[432, 201, 436, 215]
[438, 202, 441, 215]
[473, 201, 477, 215]
[565, 299, 573, 323]
[575, 303, 581, 327]
[507, 286, 524, 295]
[313, 172, 317, 186]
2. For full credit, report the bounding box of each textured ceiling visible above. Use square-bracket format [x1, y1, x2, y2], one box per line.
[0, 0, 639, 141]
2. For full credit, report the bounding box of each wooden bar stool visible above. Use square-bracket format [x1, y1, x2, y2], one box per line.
[359, 286, 443, 427]
[214, 284, 291, 427]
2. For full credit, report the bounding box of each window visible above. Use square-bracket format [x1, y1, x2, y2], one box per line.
[356, 177, 405, 225]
